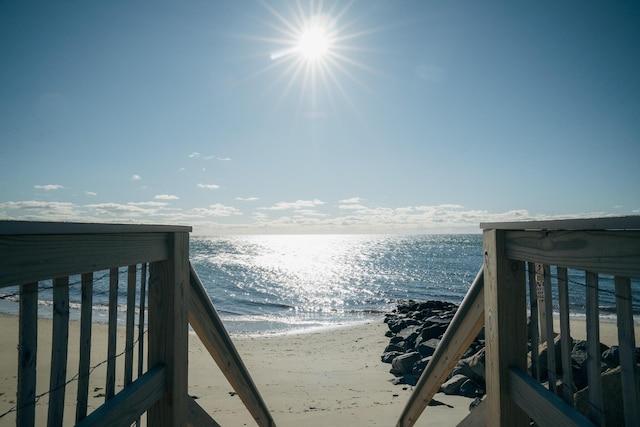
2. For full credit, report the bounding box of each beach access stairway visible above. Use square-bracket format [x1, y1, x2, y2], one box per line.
[396, 216, 640, 427]
[0, 221, 274, 427]
[1, 217, 639, 427]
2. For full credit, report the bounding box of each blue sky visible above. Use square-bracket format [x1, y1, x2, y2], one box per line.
[1, 1, 639, 234]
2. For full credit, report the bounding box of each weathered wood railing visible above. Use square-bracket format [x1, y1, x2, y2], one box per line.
[397, 216, 640, 427]
[0, 221, 275, 427]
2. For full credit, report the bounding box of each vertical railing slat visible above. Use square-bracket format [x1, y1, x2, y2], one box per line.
[125, 265, 136, 387]
[136, 262, 148, 427]
[138, 262, 147, 378]
[18, 282, 38, 427]
[527, 262, 540, 381]
[556, 267, 575, 405]
[47, 276, 70, 427]
[76, 273, 94, 422]
[106, 268, 118, 401]
[585, 271, 604, 425]
[543, 264, 557, 394]
[614, 276, 640, 426]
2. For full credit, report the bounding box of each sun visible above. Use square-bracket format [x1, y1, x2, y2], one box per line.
[249, 1, 380, 115]
[297, 26, 330, 61]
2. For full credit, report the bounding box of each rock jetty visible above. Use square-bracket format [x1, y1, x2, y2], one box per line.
[382, 299, 637, 421]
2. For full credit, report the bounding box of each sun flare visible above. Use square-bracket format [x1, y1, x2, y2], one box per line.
[252, 1, 379, 114]
[297, 26, 331, 61]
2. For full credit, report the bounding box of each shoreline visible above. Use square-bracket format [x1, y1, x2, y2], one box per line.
[0, 313, 473, 426]
[1, 311, 636, 425]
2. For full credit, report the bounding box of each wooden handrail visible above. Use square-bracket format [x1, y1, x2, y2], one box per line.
[75, 366, 167, 427]
[188, 263, 276, 427]
[508, 367, 595, 427]
[396, 267, 485, 427]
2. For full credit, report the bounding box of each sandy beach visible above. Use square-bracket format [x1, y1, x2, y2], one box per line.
[0, 313, 634, 426]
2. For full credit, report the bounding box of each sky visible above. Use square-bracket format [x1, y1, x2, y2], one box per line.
[1, 1, 639, 235]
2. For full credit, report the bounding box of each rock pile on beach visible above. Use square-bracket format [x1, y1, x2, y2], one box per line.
[381, 300, 486, 399]
[382, 299, 637, 422]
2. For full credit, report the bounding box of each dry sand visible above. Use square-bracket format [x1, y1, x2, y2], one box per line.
[0, 314, 634, 426]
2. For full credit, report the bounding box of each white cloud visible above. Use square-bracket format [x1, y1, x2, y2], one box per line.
[0, 200, 79, 221]
[339, 203, 366, 210]
[339, 197, 362, 204]
[193, 203, 242, 217]
[85, 191, 98, 196]
[293, 209, 328, 217]
[34, 184, 64, 191]
[188, 152, 201, 158]
[129, 201, 168, 207]
[131, 174, 142, 181]
[197, 183, 221, 190]
[84, 202, 154, 216]
[260, 199, 325, 211]
[236, 197, 259, 202]
[216, 157, 231, 161]
[154, 194, 179, 200]
[0, 200, 73, 211]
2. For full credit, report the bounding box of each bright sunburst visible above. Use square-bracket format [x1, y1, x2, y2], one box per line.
[251, 1, 378, 115]
[297, 25, 331, 61]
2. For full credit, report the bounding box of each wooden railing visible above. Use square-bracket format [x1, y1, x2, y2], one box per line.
[397, 216, 640, 427]
[0, 221, 274, 427]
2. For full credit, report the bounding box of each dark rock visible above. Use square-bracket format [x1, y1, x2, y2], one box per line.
[459, 379, 482, 398]
[425, 315, 452, 326]
[391, 352, 421, 375]
[462, 342, 481, 359]
[389, 336, 404, 345]
[417, 338, 440, 358]
[388, 319, 408, 333]
[574, 366, 626, 427]
[451, 348, 486, 386]
[381, 351, 403, 363]
[390, 374, 419, 386]
[470, 396, 484, 411]
[441, 374, 469, 395]
[529, 334, 566, 382]
[602, 346, 619, 369]
[420, 323, 448, 341]
[412, 357, 431, 376]
[571, 340, 609, 390]
[403, 332, 420, 351]
[384, 343, 405, 353]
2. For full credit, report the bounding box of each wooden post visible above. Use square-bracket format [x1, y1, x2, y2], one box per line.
[125, 265, 137, 387]
[48, 276, 70, 427]
[585, 272, 604, 425]
[106, 268, 118, 401]
[527, 262, 540, 381]
[615, 276, 640, 426]
[76, 272, 94, 422]
[148, 232, 189, 426]
[543, 264, 556, 394]
[557, 267, 575, 406]
[18, 282, 38, 427]
[484, 229, 529, 426]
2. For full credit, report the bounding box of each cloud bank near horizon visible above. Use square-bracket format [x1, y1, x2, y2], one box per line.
[0, 196, 626, 235]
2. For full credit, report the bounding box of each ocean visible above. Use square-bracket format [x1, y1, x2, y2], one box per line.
[1, 234, 638, 335]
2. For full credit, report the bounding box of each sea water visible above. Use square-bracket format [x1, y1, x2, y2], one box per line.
[1, 234, 638, 335]
[191, 234, 483, 334]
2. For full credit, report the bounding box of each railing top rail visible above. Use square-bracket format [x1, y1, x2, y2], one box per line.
[0, 220, 192, 235]
[480, 215, 640, 231]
